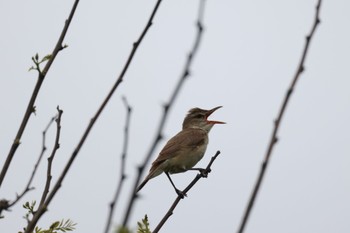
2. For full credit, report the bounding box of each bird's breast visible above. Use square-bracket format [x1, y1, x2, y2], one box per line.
[166, 141, 208, 174]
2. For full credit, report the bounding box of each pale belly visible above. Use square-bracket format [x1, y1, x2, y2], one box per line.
[165, 143, 208, 174]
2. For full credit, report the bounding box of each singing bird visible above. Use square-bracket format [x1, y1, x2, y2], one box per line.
[136, 106, 225, 197]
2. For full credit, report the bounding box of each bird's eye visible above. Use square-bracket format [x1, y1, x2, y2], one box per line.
[195, 114, 202, 118]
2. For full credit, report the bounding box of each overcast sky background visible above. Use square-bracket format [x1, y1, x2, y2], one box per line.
[1, 0, 349, 232]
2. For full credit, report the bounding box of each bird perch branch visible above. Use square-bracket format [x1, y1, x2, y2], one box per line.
[121, 0, 208, 227]
[153, 150, 221, 233]
[22, 0, 163, 232]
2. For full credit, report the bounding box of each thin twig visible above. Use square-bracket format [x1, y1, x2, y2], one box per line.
[104, 97, 132, 233]
[23, 1, 163, 232]
[0, 115, 56, 216]
[24, 107, 63, 232]
[39, 106, 63, 208]
[153, 150, 221, 233]
[0, 0, 80, 188]
[237, 1, 322, 233]
[121, 0, 208, 227]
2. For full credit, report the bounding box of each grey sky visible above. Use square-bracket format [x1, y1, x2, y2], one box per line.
[1, 0, 349, 232]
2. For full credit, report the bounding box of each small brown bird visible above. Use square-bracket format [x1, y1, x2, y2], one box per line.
[136, 106, 225, 197]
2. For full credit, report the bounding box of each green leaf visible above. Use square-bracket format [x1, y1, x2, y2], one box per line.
[50, 221, 60, 230]
[41, 54, 52, 62]
[137, 215, 151, 233]
[23, 202, 29, 209]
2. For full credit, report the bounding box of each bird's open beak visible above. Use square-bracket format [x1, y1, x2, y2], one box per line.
[205, 106, 226, 124]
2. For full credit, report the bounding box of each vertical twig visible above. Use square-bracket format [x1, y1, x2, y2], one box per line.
[39, 107, 63, 208]
[237, 1, 322, 232]
[104, 97, 132, 233]
[121, 0, 208, 227]
[24, 107, 63, 233]
[153, 151, 221, 233]
[0, 0, 80, 188]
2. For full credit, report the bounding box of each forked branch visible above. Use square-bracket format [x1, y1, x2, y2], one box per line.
[39, 107, 63, 207]
[23, 0, 163, 232]
[24, 107, 63, 233]
[0, 0, 80, 188]
[0, 115, 56, 217]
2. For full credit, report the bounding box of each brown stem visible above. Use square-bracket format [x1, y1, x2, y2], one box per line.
[0, 115, 56, 216]
[24, 107, 63, 233]
[153, 151, 221, 233]
[0, 0, 80, 189]
[39, 107, 63, 208]
[104, 97, 132, 233]
[121, 0, 208, 227]
[24, 0, 163, 232]
[237, 1, 323, 233]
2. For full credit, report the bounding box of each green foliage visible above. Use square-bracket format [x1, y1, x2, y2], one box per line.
[116, 226, 132, 233]
[33, 219, 76, 233]
[23, 200, 36, 222]
[114, 215, 151, 233]
[19, 219, 76, 233]
[28, 53, 52, 74]
[137, 215, 151, 233]
[20, 201, 76, 233]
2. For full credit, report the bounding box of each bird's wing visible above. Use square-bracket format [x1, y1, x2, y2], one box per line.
[152, 128, 207, 164]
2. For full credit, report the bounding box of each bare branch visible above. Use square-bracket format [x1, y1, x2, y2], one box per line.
[121, 0, 208, 227]
[0, 0, 80, 188]
[2, 115, 57, 214]
[104, 97, 132, 233]
[153, 151, 221, 233]
[23, 107, 62, 232]
[39, 107, 63, 208]
[237, 1, 323, 232]
[23, 0, 163, 231]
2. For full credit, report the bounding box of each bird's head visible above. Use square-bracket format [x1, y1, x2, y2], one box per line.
[182, 106, 225, 132]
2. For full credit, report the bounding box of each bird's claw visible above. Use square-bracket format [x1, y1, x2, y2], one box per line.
[198, 168, 210, 178]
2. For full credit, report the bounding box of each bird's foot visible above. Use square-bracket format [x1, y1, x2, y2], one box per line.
[197, 168, 211, 178]
[190, 168, 211, 177]
[175, 189, 187, 199]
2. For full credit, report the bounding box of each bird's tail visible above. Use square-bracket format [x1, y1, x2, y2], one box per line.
[136, 164, 163, 192]
[136, 178, 149, 193]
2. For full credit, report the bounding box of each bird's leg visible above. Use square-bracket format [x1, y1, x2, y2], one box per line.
[165, 172, 186, 198]
[189, 168, 211, 177]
